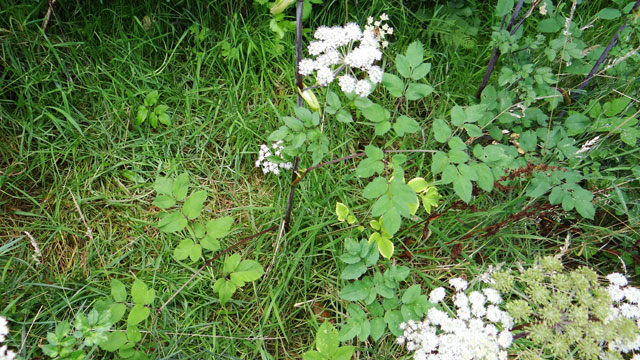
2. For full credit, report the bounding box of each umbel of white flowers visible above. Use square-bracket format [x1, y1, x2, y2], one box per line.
[255, 141, 293, 175]
[397, 277, 513, 360]
[0, 316, 17, 360]
[298, 14, 393, 97]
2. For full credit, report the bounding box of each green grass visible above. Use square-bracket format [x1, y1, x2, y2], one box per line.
[1, 0, 639, 359]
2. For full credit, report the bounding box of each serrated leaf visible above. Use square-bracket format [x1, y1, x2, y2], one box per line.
[451, 106, 466, 126]
[109, 303, 126, 323]
[268, 126, 289, 141]
[339, 281, 369, 301]
[433, 118, 452, 143]
[201, 235, 220, 252]
[411, 62, 431, 80]
[153, 176, 173, 196]
[421, 187, 440, 214]
[364, 145, 384, 161]
[370, 317, 386, 341]
[136, 106, 148, 125]
[283, 116, 304, 131]
[405, 41, 424, 67]
[382, 73, 405, 97]
[356, 158, 384, 177]
[393, 115, 421, 136]
[188, 243, 201, 262]
[182, 190, 207, 219]
[361, 103, 389, 123]
[316, 321, 339, 355]
[472, 163, 494, 192]
[384, 309, 404, 336]
[575, 199, 595, 219]
[453, 175, 473, 203]
[374, 121, 391, 136]
[402, 284, 422, 304]
[144, 91, 159, 107]
[174, 239, 195, 261]
[527, 176, 552, 198]
[157, 212, 187, 233]
[464, 123, 483, 137]
[325, 91, 341, 114]
[431, 151, 449, 174]
[363, 177, 388, 199]
[441, 164, 458, 184]
[158, 113, 171, 126]
[496, 0, 514, 17]
[405, 83, 432, 101]
[395, 54, 411, 78]
[230, 260, 264, 287]
[127, 304, 150, 326]
[519, 130, 538, 152]
[111, 279, 127, 303]
[223, 253, 242, 275]
[100, 332, 127, 352]
[214, 278, 236, 306]
[338, 322, 359, 342]
[341, 263, 367, 280]
[172, 173, 190, 201]
[336, 109, 353, 123]
[131, 279, 155, 305]
[597, 8, 621, 20]
[153, 195, 175, 209]
[206, 216, 234, 239]
[448, 149, 469, 164]
[382, 207, 401, 235]
[333, 346, 355, 360]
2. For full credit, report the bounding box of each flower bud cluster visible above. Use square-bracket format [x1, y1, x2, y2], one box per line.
[397, 278, 513, 360]
[298, 14, 393, 97]
[255, 141, 292, 175]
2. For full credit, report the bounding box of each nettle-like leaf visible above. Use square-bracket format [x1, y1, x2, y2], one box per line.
[206, 216, 234, 239]
[158, 211, 188, 233]
[229, 260, 265, 287]
[393, 115, 421, 136]
[172, 172, 190, 201]
[213, 278, 237, 306]
[174, 239, 202, 262]
[182, 190, 207, 220]
[154, 176, 173, 196]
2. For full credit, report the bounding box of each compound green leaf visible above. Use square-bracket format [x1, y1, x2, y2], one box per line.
[174, 239, 195, 261]
[100, 332, 127, 352]
[411, 62, 431, 80]
[153, 176, 173, 196]
[111, 279, 127, 303]
[153, 195, 175, 209]
[405, 83, 432, 101]
[158, 212, 187, 233]
[131, 279, 155, 305]
[363, 177, 388, 199]
[182, 190, 207, 220]
[382, 73, 405, 97]
[127, 304, 149, 326]
[230, 260, 264, 287]
[393, 115, 421, 136]
[433, 118, 451, 143]
[405, 41, 424, 67]
[172, 172, 190, 201]
[453, 175, 473, 203]
[315, 321, 339, 356]
[206, 216, 234, 239]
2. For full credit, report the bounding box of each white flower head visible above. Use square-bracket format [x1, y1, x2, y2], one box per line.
[316, 66, 334, 86]
[255, 143, 291, 176]
[449, 277, 468, 292]
[429, 287, 446, 303]
[338, 75, 356, 93]
[0, 317, 7, 343]
[0, 345, 17, 360]
[354, 79, 371, 97]
[607, 273, 629, 287]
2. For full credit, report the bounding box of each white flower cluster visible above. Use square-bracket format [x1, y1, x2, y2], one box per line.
[606, 273, 640, 355]
[299, 14, 393, 97]
[398, 278, 513, 360]
[255, 141, 292, 175]
[0, 316, 17, 360]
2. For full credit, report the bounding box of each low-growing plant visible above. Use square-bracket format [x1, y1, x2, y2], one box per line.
[136, 91, 171, 128]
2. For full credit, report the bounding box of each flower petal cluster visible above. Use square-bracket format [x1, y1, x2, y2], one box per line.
[606, 273, 640, 355]
[398, 281, 513, 360]
[0, 316, 16, 360]
[299, 14, 393, 97]
[255, 141, 292, 175]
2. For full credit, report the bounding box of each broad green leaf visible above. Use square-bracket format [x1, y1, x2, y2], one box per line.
[382, 73, 405, 97]
[605, 97, 631, 116]
[453, 175, 473, 203]
[356, 158, 384, 177]
[448, 136, 467, 151]
[213, 278, 237, 306]
[136, 106, 148, 125]
[408, 178, 429, 193]
[316, 321, 339, 356]
[384, 309, 404, 336]
[294, 106, 313, 124]
[519, 130, 538, 152]
[230, 260, 264, 287]
[457, 163, 478, 181]
[575, 199, 595, 219]
[374, 121, 391, 136]
[153, 195, 175, 209]
[597, 8, 621, 20]
[527, 176, 552, 198]
[333, 346, 355, 360]
[336, 110, 353, 123]
[463, 124, 483, 137]
[174, 239, 195, 261]
[223, 253, 242, 275]
[451, 106, 466, 126]
[395, 54, 411, 78]
[201, 235, 220, 252]
[131, 279, 155, 305]
[377, 236, 394, 259]
[405, 83, 433, 101]
[448, 150, 469, 164]
[268, 126, 289, 141]
[363, 177, 388, 199]
[157, 212, 187, 233]
[148, 112, 158, 128]
[472, 163, 494, 192]
[182, 190, 207, 220]
[283, 116, 304, 131]
[372, 195, 393, 217]
[433, 118, 451, 143]
[431, 151, 450, 174]
[111, 279, 127, 303]
[206, 216, 234, 239]
[538, 18, 561, 33]
[193, 222, 206, 238]
[393, 115, 421, 136]
[370, 317, 386, 341]
[411, 62, 431, 80]
[338, 322, 359, 342]
[364, 145, 384, 161]
[341, 263, 367, 280]
[172, 173, 190, 201]
[441, 164, 458, 184]
[361, 103, 389, 123]
[109, 303, 126, 323]
[405, 41, 424, 67]
[158, 113, 170, 126]
[154, 104, 168, 115]
[464, 104, 486, 123]
[336, 202, 349, 221]
[382, 207, 401, 235]
[301, 351, 325, 360]
[339, 281, 369, 301]
[402, 284, 422, 304]
[565, 113, 590, 136]
[188, 244, 202, 262]
[127, 304, 150, 326]
[325, 91, 341, 115]
[153, 176, 173, 196]
[421, 187, 441, 214]
[100, 332, 127, 352]
[144, 91, 159, 107]
[127, 325, 142, 343]
[496, 0, 514, 17]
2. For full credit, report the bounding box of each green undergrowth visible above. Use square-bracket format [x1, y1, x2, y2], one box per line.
[0, 0, 638, 359]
